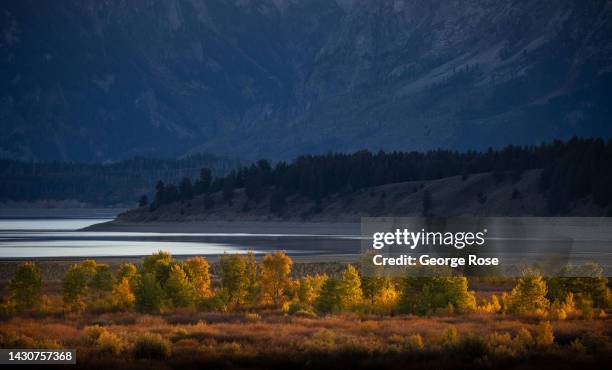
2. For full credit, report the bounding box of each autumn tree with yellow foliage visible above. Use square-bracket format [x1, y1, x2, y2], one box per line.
[260, 251, 293, 306]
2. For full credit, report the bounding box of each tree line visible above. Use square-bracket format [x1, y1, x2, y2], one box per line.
[149, 137, 612, 215]
[0, 154, 239, 206]
[3, 252, 609, 319]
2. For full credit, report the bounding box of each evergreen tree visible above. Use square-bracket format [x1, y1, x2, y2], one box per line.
[422, 189, 433, 216]
[338, 265, 362, 309]
[508, 269, 550, 316]
[138, 195, 148, 207]
[297, 274, 327, 306]
[269, 189, 287, 214]
[222, 178, 235, 203]
[399, 275, 476, 315]
[203, 194, 214, 209]
[196, 168, 212, 194]
[360, 252, 385, 304]
[315, 277, 342, 313]
[547, 263, 608, 308]
[179, 177, 194, 201]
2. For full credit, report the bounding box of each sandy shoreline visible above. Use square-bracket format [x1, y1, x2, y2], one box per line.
[83, 219, 361, 235]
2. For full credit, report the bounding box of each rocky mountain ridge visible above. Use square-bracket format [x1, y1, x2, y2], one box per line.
[1, 0, 611, 161]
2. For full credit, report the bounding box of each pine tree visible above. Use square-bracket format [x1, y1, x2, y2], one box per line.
[197, 168, 212, 194]
[138, 195, 148, 207]
[298, 274, 327, 306]
[359, 252, 385, 304]
[338, 265, 362, 309]
[222, 178, 235, 203]
[179, 177, 194, 201]
[399, 275, 476, 315]
[508, 269, 550, 316]
[315, 277, 342, 313]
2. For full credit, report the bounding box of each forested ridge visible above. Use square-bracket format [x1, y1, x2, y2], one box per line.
[0, 154, 240, 206]
[148, 138, 612, 216]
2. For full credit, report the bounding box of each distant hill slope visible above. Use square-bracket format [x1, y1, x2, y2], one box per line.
[0, 154, 240, 207]
[2, 0, 612, 161]
[115, 169, 606, 222]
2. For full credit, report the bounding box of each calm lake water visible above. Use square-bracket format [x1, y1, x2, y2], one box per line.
[0, 209, 360, 258]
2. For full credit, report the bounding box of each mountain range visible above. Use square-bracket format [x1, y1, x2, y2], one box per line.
[1, 0, 611, 161]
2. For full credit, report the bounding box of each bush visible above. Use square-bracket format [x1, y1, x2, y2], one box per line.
[579, 299, 594, 320]
[547, 263, 608, 308]
[535, 321, 554, 348]
[438, 326, 459, 348]
[485, 332, 518, 358]
[288, 302, 316, 317]
[309, 328, 336, 350]
[407, 334, 424, 351]
[133, 333, 171, 360]
[83, 325, 108, 345]
[96, 331, 124, 355]
[197, 294, 228, 312]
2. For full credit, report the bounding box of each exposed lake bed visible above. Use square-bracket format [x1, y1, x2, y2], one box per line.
[0, 208, 361, 260]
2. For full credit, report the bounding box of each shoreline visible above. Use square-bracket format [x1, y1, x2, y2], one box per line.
[82, 219, 361, 235]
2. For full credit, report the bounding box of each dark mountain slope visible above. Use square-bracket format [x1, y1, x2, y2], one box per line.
[1, 0, 611, 161]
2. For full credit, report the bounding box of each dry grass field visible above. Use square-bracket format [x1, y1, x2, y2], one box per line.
[1, 285, 610, 370]
[1, 256, 610, 369]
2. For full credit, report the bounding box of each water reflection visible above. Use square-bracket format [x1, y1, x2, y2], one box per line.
[0, 217, 359, 258]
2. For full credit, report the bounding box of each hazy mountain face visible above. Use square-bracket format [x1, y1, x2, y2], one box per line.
[1, 0, 611, 161]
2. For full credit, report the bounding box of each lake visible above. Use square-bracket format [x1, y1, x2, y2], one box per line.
[0, 209, 360, 259]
